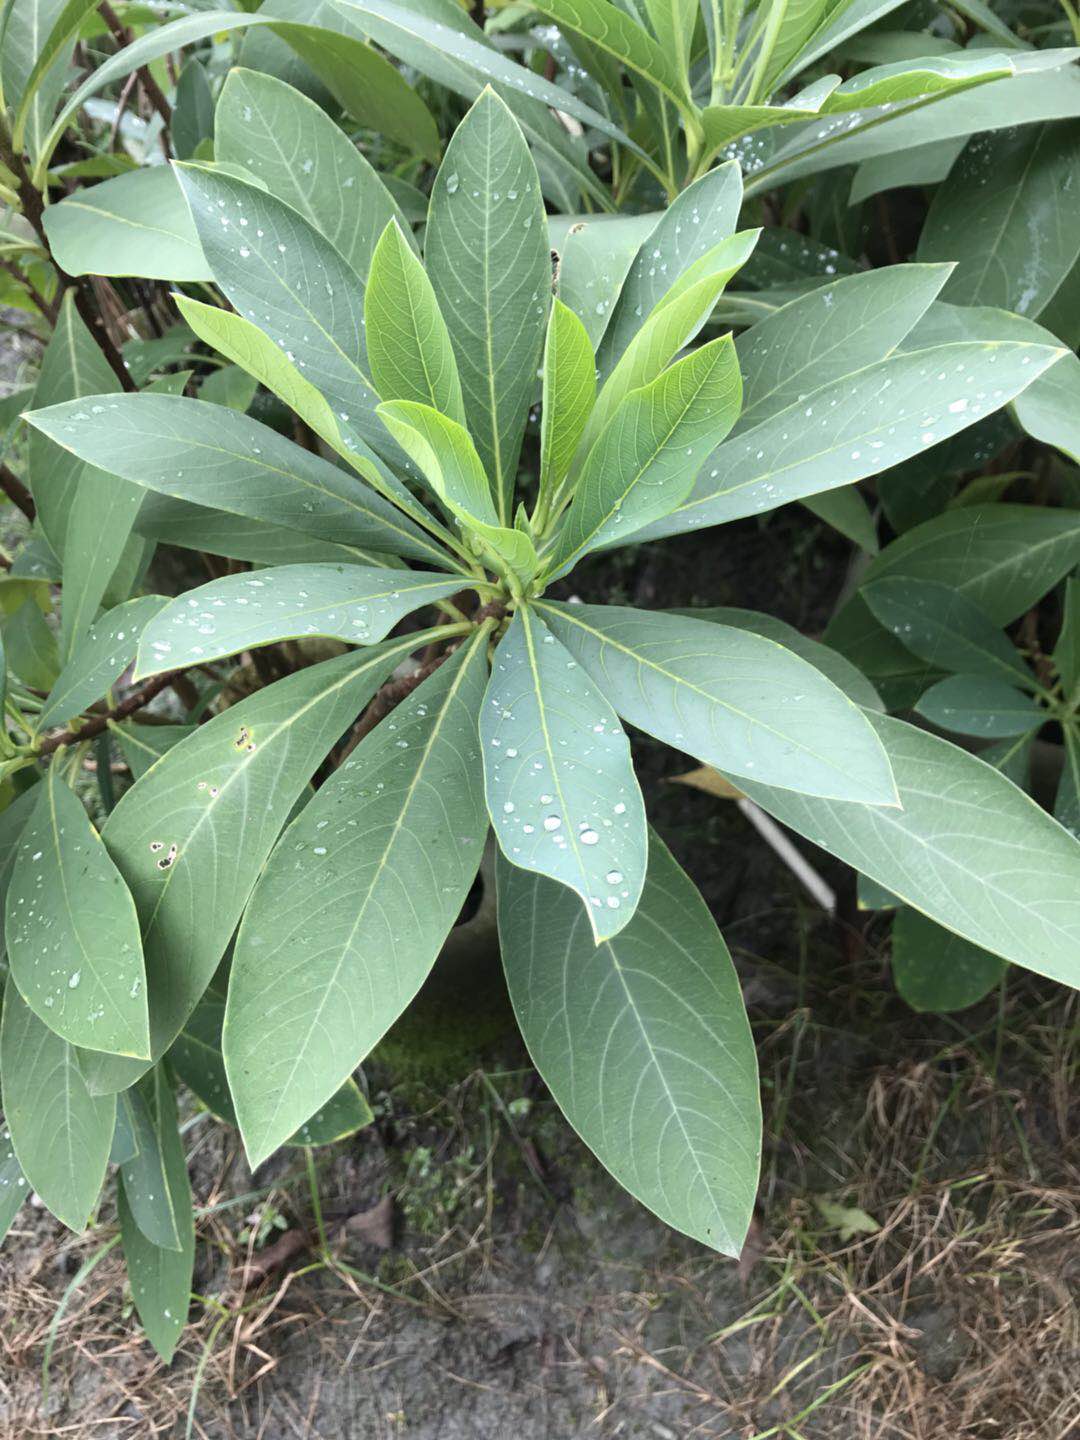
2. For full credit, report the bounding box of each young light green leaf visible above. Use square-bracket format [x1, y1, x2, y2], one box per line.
[134, 565, 461, 678]
[118, 1077, 182, 1252]
[38, 596, 168, 730]
[735, 712, 1080, 987]
[367, 221, 466, 423]
[641, 341, 1065, 537]
[918, 123, 1080, 318]
[3, 0, 90, 162]
[914, 674, 1043, 738]
[497, 830, 760, 1255]
[216, 68, 419, 275]
[376, 401, 500, 529]
[118, 1067, 193, 1362]
[537, 299, 595, 521]
[481, 606, 647, 941]
[861, 578, 1034, 686]
[6, 769, 149, 1059]
[83, 639, 440, 1095]
[41, 167, 211, 282]
[891, 907, 1007, 1012]
[425, 90, 551, 522]
[546, 337, 742, 574]
[530, 0, 692, 111]
[24, 393, 451, 569]
[0, 1126, 29, 1243]
[225, 632, 490, 1168]
[537, 601, 897, 804]
[0, 983, 114, 1231]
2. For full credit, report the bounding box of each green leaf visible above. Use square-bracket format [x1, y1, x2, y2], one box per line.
[41, 597, 167, 731]
[1056, 728, 1080, 839]
[198, 365, 258, 413]
[134, 565, 460, 677]
[2, 0, 87, 163]
[24, 393, 451, 569]
[481, 606, 647, 941]
[914, 674, 1043, 738]
[861, 578, 1033, 686]
[530, 0, 692, 112]
[536, 601, 897, 804]
[6, 769, 149, 1059]
[891, 907, 1006, 1012]
[5, 599, 59, 693]
[109, 1102, 139, 1167]
[537, 299, 595, 522]
[118, 1066, 193, 1363]
[112, 722, 197, 782]
[0, 1125, 29, 1242]
[802, 485, 879, 554]
[847, 504, 1080, 626]
[376, 401, 500, 529]
[425, 90, 551, 523]
[0, 982, 114, 1230]
[366, 221, 466, 423]
[41, 167, 211, 282]
[225, 631, 490, 1168]
[57, 468, 146, 664]
[546, 336, 743, 574]
[581, 232, 757, 452]
[734, 712, 1080, 987]
[597, 163, 743, 377]
[641, 341, 1065, 537]
[0, 789, 39, 962]
[733, 264, 952, 432]
[918, 123, 1080, 318]
[172, 57, 215, 161]
[173, 161, 395, 464]
[497, 830, 760, 1255]
[549, 212, 659, 348]
[118, 1076, 182, 1251]
[215, 68, 419, 275]
[82, 639, 438, 1095]
[1054, 576, 1080, 700]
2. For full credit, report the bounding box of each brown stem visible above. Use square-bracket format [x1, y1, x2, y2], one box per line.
[0, 257, 60, 325]
[98, 3, 174, 132]
[38, 672, 180, 754]
[0, 462, 35, 521]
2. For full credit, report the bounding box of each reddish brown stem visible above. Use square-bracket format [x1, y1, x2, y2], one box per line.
[38, 672, 180, 754]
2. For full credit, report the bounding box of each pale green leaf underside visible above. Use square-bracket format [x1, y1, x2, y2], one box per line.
[39, 596, 168, 730]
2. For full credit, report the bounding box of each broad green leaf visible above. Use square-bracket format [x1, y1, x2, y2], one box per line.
[112, 722, 197, 781]
[672, 607, 883, 710]
[41, 167, 212, 282]
[918, 123, 1080, 318]
[24, 393, 451, 569]
[216, 68, 418, 274]
[0, 983, 114, 1230]
[82, 639, 440, 1094]
[802, 485, 879, 553]
[821, 51, 1014, 114]
[26, 291, 119, 562]
[2, 0, 81, 164]
[376, 401, 500, 528]
[118, 1067, 193, 1362]
[733, 264, 952, 432]
[640, 341, 1065, 537]
[109, 1102, 139, 1167]
[198, 365, 258, 413]
[58, 468, 146, 664]
[581, 233, 757, 452]
[497, 831, 760, 1255]
[1056, 729, 1080, 839]
[172, 297, 450, 545]
[642, 0, 696, 84]
[735, 712, 1080, 987]
[225, 632, 490, 1167]
[6, 769, 149, 1059]
[171, 990, 374, 1146]
[425, 90, 551, 522]
[5, 599, 58, 693]
[367, 221, 466, 423]
[536, 601, 897, 804]
[537, 299, 595, 521]
[170, 993, 373, 1146]
[597, 163, 743, 377]
[849, 136, 966, 205]
[845, 504, 1080, 626]
[0, 788, 39, 961]
[549, 212, 660, 348]
[173, 57, 215, 161]
[173, 162, 394, 464]
[914, 674, 1042, 738]
[546, 336, 742, 574]
[0, 1125, 29, 1242]
[530, 0, 692, 112]
[118, 1076, 182, 1251]
[134, 564, 461, 676]
[891, 908, 1006, 1012]
[861, 578, 1032, 686]
[1054, 577, 1080, 700]
[481, 607, 647, 941]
